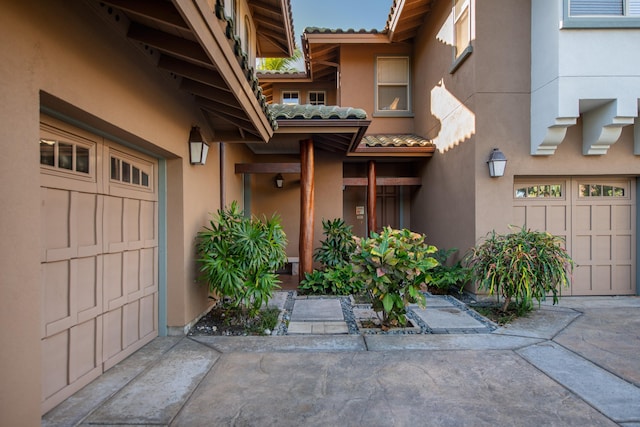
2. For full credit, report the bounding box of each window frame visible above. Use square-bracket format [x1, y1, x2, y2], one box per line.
[308, 91, 326, 106]
[281, 90, 300, 105]
[374, 55, 413, 117]
[39, 126, 96, 183]
[563, 0, 640, 28]
[449, 0, 473, 73]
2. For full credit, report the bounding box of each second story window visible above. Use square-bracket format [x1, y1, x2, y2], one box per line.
[570, 0, 640, 16]
[375, 56, 410, 115]
[308, 91, 326, 105]
[454, 0, 471, 58]
[564, 0, 640, 27]
[282, 91, 300, 105]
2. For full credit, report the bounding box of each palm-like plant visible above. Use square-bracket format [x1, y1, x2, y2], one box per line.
[197, 201, 287, 315]
[257, 48, 303, 72]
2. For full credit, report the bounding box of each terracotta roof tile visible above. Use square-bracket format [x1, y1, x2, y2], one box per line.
[304, 27, 386, 34]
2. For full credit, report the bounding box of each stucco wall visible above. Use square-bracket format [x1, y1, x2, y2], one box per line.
[410, 0, 478, 259]
[249, 150, 343, 259]
[339, 44, 414, 132]
[0, 1, 242, 421]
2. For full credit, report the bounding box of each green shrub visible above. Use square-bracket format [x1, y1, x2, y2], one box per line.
[196, 201, 287, 315]
[464, 226, 573, 312]
[428, 248, 469, 293]
[353, 227, 438, 328]
[313, 218, 357, 268]
[299, 218, 364, 295]
[299, 264, 365, 295]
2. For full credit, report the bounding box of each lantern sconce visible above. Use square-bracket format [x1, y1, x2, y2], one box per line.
[189, 126, 209, 165]
[275, 173, 284, 189]
[487, 148, 507, 178]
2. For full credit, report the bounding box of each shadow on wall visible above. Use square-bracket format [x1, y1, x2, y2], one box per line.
[430, 80, 476, 153]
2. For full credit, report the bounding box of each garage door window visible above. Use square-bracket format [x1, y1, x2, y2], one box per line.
[515, 184, 563, 198]
[578, 183, 626, 198]
[40, 138, 92, 175]
[110, 153, 152, 190]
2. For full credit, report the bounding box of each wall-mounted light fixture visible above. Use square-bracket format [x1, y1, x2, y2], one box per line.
[487, 148, 507, 177]
[275, 173, 284, 188]
[189, 126, 209, 165]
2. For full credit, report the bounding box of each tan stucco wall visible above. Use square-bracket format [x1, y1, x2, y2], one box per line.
[0, 1, 242, 421]
[339, 44, 414, 133]
[270, 81, 337, 105]
[412, 0, 639, 275]
[249, 150, 343, 260]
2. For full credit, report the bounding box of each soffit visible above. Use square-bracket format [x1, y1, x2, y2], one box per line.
[246, 104, 371, 154]
[250, 0, 296, 57]
[385, 0, 436, 43]
[85, 0, 284, 143]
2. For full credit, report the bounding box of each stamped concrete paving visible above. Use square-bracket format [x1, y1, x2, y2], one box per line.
[42, 296, 640, 427]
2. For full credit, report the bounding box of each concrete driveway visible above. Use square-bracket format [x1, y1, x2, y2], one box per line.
[43, 296, 640, 426]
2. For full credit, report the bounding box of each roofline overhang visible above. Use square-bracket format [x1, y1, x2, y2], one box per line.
[386, 0, 405, 42]
[174, 0, 274, 141]
[279, 0, 296, 56]
[303, 32, 391, 44]
[274, 118, 371, 153]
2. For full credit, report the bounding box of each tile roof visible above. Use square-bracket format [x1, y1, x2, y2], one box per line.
[362, 134, 433, 147]
[304, 27, 387, 34]
[269, 104, 368, 120]
[214, 0, 279, 129]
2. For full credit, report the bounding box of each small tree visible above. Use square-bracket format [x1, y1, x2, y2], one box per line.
[196, 201, 287, 315]
[464, 226, 573, 312]
[353, 227, 438, 328]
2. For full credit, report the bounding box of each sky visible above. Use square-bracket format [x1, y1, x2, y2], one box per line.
[290, 0, 393, 37]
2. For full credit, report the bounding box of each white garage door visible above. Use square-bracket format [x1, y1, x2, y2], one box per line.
[39, 118, 158, 413]
[514, 178, 636, 296]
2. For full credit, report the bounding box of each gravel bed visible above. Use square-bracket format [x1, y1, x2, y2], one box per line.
[275, 291, 496, 335]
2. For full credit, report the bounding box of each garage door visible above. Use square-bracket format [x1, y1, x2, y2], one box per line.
[514, 178, 636, 296]
[39, 118, 158, 413]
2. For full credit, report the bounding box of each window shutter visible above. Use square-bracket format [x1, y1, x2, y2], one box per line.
[630, 0, 640, 14]
[570, 0, 624, 15]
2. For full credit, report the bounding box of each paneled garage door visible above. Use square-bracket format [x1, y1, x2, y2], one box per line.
[514, 178, 636, 296]
[39, 118, 158, 413]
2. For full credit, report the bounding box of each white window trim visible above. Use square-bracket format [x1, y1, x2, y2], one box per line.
[281, 90, 300, 105]
[373, 56, 413, 117]
[563, 0, 640, 28]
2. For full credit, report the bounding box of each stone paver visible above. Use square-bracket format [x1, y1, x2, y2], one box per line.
[412, 306, 487, 329]
[287, 321, 349, 334]
[290, 298, 344, 321]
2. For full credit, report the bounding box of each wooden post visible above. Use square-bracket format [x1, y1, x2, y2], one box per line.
[367, 160, 377, 236]
[219, 142, 226, 208]
[299, 139, 315, 281]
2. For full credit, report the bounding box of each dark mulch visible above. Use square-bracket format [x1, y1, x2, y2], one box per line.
[188, 303, 280, 336]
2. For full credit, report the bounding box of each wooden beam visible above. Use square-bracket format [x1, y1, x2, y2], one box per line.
[299, 139, 315, 281]
[102, 0, 189, 30]
[367, 160, 377, 236]
[182, 80, 242, 109]
[343, 177, 422, 186]
[127, 22, 211, 67]
[157, 55, 226, 88]
[234, 163, 301, 174]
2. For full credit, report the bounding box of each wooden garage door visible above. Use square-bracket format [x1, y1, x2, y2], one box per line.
[39, 118, 158, 414]
[514, 178, 636, 296]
